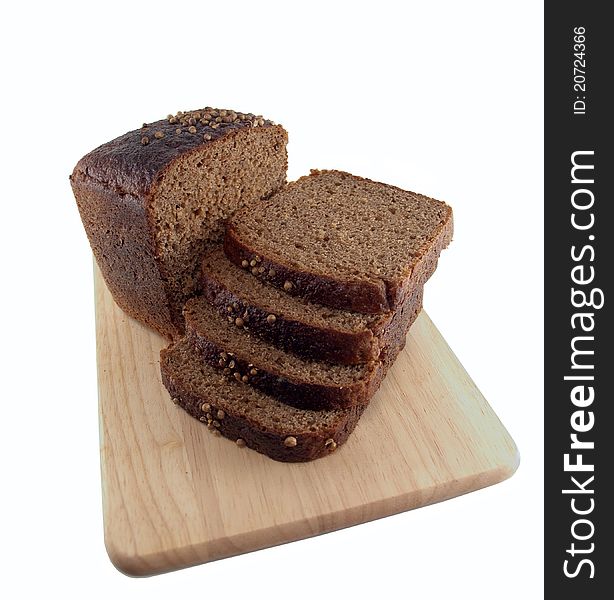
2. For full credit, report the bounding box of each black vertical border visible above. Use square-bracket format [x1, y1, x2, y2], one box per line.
[545, 2, 612, 597]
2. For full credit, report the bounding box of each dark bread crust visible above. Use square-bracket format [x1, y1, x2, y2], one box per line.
[200, 265, 373, 364]
[74, 176, 179, 338]
[72, 116, 278, 198]
[160, 344, 365, 462]
[200, 261, 422, 365]
[71, 117, 287, 339]
[224, 232, 389, 314]
[224, 170, 453, 314]
[184, 330, 380, 410]
[380, 291, 423, 369]
[184, 287, 423, 410]
[160, 290, 423, 461]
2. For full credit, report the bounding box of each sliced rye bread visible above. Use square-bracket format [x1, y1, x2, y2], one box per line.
[200, 248, 422, 365]
[183, 289, 422, 410]
[160, 338, 364, 462]
[224, 169, 452, 314]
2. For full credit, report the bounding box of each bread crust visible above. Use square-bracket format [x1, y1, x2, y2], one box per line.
[224, 229, 389, 314]
[200, 258, 423, 365]
[224, 170, 453, 314]
[184, 287, 423, 409]
[199, 265, 375, 363]
[160, 346, 365, 462]
[161, 289, 422, 461]
[185, 330, 381, 410]
[71, 118, 287, 339]
[72, 171, 180, 338]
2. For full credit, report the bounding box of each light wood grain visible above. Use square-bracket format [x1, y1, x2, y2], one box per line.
[95, 263, 519, 577]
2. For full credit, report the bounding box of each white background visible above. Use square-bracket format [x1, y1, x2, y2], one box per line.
[1, 1, 543, 598]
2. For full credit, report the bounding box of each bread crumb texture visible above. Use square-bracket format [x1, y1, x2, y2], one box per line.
[228, 169, 452, 284]
[202, 248, 385, 332]
[184, 296, 374, 386]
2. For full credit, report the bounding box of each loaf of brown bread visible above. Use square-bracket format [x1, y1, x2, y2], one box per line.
[224, 169, 452, 314]
[71, 108, 288, 339]
[200, 248, 419, 365]
[183, 287, 422, 410]
[160, 338, 364, 462]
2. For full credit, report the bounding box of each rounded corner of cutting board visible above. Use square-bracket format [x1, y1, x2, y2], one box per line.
[104, 537, 145, 578]
[103, 535, 171, 578]
[478, 437, 520, 492]
[499, 440, 521, 482]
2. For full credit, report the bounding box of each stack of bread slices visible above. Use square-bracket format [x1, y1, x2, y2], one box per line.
[71, 107, 453, 462]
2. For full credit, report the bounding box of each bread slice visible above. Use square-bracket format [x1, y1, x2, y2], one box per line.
[224, 169, 452, 314]
[71, 107, 287, 339]
[183, 290, 422, 410]
[160, 338, 364, 462]
[200, 248, 422, 365]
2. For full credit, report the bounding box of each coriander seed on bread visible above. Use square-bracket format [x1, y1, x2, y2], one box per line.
[160, 338, 363, 462]
[71, 108, 288, 339]
[182, 287, 423, 410]
[200, 248, 422, 365]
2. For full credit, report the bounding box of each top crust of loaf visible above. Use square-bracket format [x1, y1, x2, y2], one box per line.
[71, 110, 284, 197]
[225, 170, 453, 314]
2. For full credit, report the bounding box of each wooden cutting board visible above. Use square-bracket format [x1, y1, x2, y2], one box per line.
[94, 264, 518, 577]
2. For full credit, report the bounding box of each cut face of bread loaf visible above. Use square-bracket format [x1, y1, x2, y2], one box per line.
[200, 249, 421, 365]
[224, 169, 452, 314]
[71, 108, 288, 338]
[183, 291, 422, 410]
[160, 338, 364, 462]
